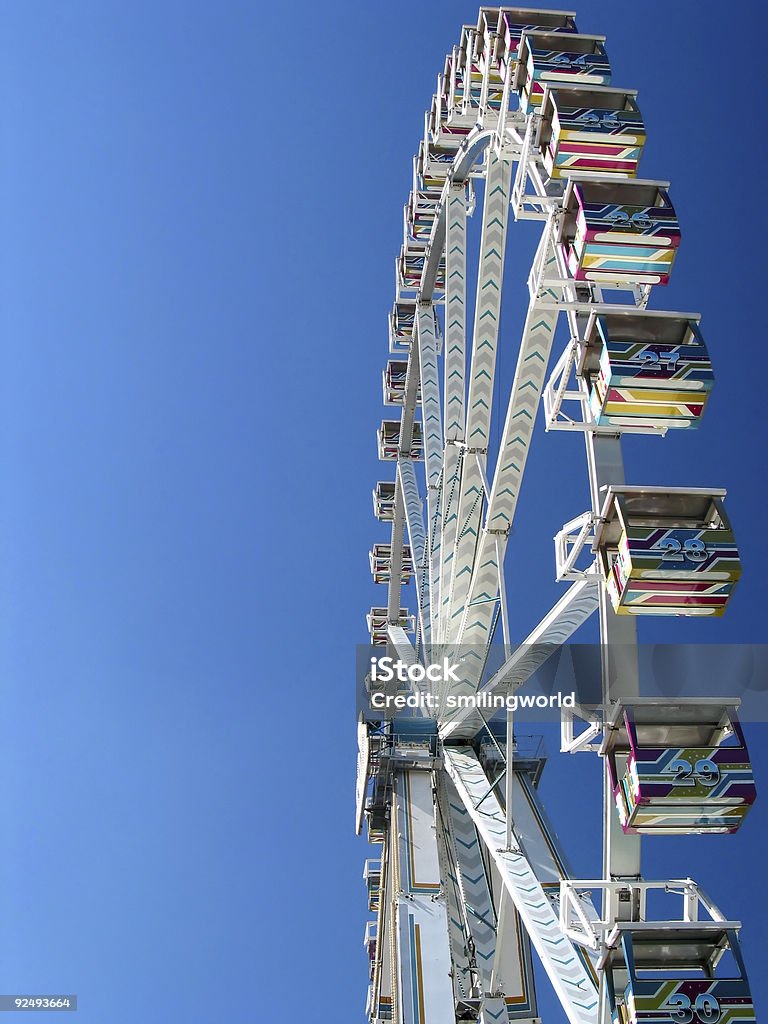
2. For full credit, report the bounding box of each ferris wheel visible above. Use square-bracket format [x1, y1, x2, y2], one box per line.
[357, 8, 757, 1024]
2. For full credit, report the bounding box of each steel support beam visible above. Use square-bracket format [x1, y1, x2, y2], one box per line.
[444, 747, 598, 1024]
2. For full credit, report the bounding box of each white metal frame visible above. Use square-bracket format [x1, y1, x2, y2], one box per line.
[360, 10, 750, 1024]
[559, 878, 737, 952]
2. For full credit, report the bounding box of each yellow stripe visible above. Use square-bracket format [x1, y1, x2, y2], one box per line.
[581, 251, 675, 267]
[414, 923, 426, 1024]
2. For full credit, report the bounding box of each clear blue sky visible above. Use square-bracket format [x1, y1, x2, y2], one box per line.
[0, 1, 765, 1021]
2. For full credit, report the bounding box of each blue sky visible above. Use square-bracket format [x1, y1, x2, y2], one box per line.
[0, 1, 765, 1021]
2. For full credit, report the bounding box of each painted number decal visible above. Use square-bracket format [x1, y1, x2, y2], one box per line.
[665, 993, 721, 1023]
[642, 349, 680, 372]
[657, 538, 708, 562]
[667, 758, 720, 788]
[577, 111, 619, 128]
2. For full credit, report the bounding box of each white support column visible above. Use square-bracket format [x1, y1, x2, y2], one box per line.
[585, 434, 641, 897]
[392, 770, 455, 1024]
[444, 747, 599, 1024]
[370, 836, 395, 1024]
[387, 343, 421, 626]
[553, 250, 642, 929]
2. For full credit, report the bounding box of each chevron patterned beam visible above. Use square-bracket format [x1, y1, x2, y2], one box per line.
[439, 183, 468, 644]
[455, 241, 561, 658]
[441, 776, 500, 976]
[417, 305, 444, 640]
[385, 624, 435, 715]
[438, 447, 463, 645]
[444, 184, 468, 443]
[435, 783, 476, 1005]
[398, 460, 431, 648]
[433, 263, 562, 716]
[444, 747, 599, 1024]
[441, 579, 600, 738]
[446, 157, 513, 644]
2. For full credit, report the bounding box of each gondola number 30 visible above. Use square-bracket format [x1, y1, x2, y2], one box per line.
[665, 993, 721, 1022]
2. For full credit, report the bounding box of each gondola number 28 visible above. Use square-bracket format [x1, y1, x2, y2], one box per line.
[655, 537, 708, 562]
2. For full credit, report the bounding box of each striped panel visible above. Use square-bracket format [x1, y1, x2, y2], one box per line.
[577, 245, 676, 267]
[520, 80, 546, 112]
[607, 576, 737, 617]
[574, 256, 674, 280]
[594, 336, 712, 388]
[397, 771, 441, 894]
[553, 105, 646, 144]
[589, 333, 713, 425]
[501, 16, 577, 81]
[378, 995, 393, 1020]
[393, 771, 455, 1024]
[617, 802, 751, 833]
[523, 47, 611, 109]
[606, 522, 741, 613]
[613, 743, 756, 833]
[528, 46, 609, 76]
[590, 389, 708, 426]
[576, 199, 679, 244]
[545, 102, 646, 179]
[627, 745, 755, 802]
[546, 146, 642, 179]
[617, 978, 756, 1024]
[617, 526, 742, 579]
[604, 525, 742, 614]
